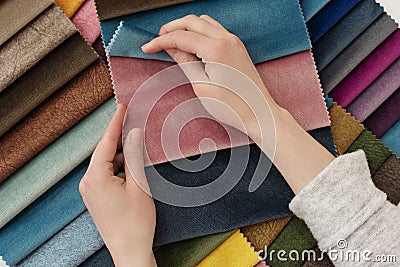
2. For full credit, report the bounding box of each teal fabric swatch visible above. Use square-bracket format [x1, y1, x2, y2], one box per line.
[300, 0, 330, 21]
[0, 99, 115, 229]
[382, 119, 400, 157]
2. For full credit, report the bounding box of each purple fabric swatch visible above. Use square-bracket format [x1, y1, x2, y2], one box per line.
[347, 57, 400, 122]
[364, 89, 400, 138]
[330, 29, 400, 107]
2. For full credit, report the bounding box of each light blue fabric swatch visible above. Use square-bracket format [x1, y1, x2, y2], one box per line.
[0, 99, 115, 229]
[381, 119, 400, 157]
[324, 94, 334, 109]
[300, 0, 330, 21]
[17, 212, 103, 267]
[0, 160, 89, 266]
[102, 0, 311, 64]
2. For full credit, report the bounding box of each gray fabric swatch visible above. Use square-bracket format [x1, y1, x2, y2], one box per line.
[0, 4, 76, 92]
[0, 0, 53, 46]
[313, 0, 383, 71]
[17, 212, 103, 267]
[321, 13, 398, 93]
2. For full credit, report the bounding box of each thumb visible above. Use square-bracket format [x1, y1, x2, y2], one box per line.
[123, 128, 150, 192]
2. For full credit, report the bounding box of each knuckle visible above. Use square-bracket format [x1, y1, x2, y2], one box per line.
[185, 14, 197, 21]
[102, 132, 119, 146]
[228, 33, 243, 46]
[125, 150, 144, 161]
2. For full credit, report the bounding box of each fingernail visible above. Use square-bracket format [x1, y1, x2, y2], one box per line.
[141, 43, 150, 51]
[130, 128, 143, 145]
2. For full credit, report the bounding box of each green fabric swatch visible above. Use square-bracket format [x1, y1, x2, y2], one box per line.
[267, 217, 316, 267]
[155, 230, 235, 267]
[347, 130, 392, 175]
[0, 99, 115, 228]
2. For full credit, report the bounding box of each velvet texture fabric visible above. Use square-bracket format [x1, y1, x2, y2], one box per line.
[72, 0, 101, 45]
[0, 0, 53, 46]
[109, 51, 330, 166]
[196, 230, 259, 267]
[0, 60, 113, 181]
[300, 0, 330, 21]
[18, 212, 103, 267]
[0, 99, 116, 229]
[372, 154, 400, 205]
[346, 57, 400, 122]
[364, 89, 400, 138]
[307, 0, 361, 43]
[321, 14, 398, 93]
[0, 160, 89, 266]
[80, 247, 114, 267]
[347, 130, 392, 175]
[381, 119, 400, 156]
[241, 216, 292, 251]
[0, 33, 99, 137]
[101, 0, 311, 63]
[329, 103, 364, 155]
[0, 4, 76, 91]
[329, 29, 400, 108]
[312, 0, 383, 71]
[54, 0, 85, 18]
[155, 231, 235, 267]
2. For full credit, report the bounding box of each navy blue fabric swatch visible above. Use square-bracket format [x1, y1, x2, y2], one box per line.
[307, 0, 361, 43]
[0, 160, 89, 266]
[300, 0, 330, 22]
[101, 0, 311, 64]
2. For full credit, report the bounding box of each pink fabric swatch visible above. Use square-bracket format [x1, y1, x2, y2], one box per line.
[72, 0, 100, 45]
[347, 57, 400, 122]
[330, 29, 400, 108]
[254, 262, 268, 267]
[110, 50, 330, 165]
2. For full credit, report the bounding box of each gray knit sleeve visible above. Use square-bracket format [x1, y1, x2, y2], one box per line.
[289, 150, 400, 266]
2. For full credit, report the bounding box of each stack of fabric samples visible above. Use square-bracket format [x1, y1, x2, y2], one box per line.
[0, 0, 398, 266]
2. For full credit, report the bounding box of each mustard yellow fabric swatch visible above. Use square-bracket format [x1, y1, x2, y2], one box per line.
[196, 230, 259, 267]
[55, 0, 86, 17]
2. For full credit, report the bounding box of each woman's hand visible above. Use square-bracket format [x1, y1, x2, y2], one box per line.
[79, 105, 157, 267]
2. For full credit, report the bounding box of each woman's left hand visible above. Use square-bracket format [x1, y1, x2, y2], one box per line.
[79, 105, 157, 267]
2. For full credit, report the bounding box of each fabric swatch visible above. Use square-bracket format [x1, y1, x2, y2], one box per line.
[72, 0, 101, 45]
[95, 0, 194, 20]
[300, 0, 330, 22]
[364, 88, 400, 138]
[372, 154, 400, 205]
[110, 50, 330, 165]
[0, 33, 99, 138]
[301, 247, 334, 266]
[79, 246, 114, 267]
[347, 130, 392, 175]
[328, 103, 364, 155]
[0, 99, 116, 229]
[102, 0, 311, 64]
[55, 0, 85, 18]
[0, 4, 76, 92]
[307, 0, 361, 43]
[346, 57, 400, 122]
[154, 231, 235, 267]
[0, 0, 53, 46]
[321, 13, 398, 93]
[241, 216, 292, 251]
[255, 262, 268, 267]
[0, 60, 112, 181]
[329, 29, 400, 108]
[0, 160, 89, 266]
[381, 119, 400, 157]
[17, 212, 103, 267]
[312, 0, 383, 71]
[267, 217, 316, 267]
[196, 230, 259, 267]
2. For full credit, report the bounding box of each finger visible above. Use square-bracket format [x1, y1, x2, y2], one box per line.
[164, 48, 198, 64]
[199, 15, 229, 32]
[112, 153, 125, 174]
[123, 128, 148, 190]
[159, 14, 226, 38]
[142, 30, 217, 59]
[92, 104, 126, 165]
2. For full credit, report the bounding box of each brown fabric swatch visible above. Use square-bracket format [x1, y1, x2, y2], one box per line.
[0, 60, 113, 182]
[0, 4, 76, 92]
[241, 216, 292, 251]
[347, 130, 392, 175]
[301, 247, 334, 267]
[0, 0, 53, 46]
[0, 33, 99, 137]
[329, 103, 364, 155]
[372, 154, 400, 205]
[95, 0, 194, 20]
